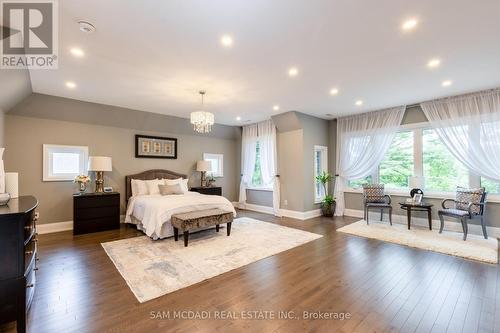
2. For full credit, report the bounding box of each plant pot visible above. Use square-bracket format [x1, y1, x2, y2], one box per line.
[321, 202, 336, 217]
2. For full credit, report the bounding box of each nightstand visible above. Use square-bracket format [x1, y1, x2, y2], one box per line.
[189, 186, 222, 196]
[73, 192, 120, 235]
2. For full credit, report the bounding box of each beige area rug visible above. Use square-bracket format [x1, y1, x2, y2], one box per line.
[338, 220, 498, 264]
[102, 217, 322, 303]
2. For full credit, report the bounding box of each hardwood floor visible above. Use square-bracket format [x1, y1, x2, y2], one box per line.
[1, 210, 499, 333]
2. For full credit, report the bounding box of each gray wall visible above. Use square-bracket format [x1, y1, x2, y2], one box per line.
[343, 106, 500, 228]
[5, 96, 241, 225]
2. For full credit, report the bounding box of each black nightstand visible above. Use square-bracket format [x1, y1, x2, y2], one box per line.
[73, 192, 120, 235]
[190, 186, 222, 196]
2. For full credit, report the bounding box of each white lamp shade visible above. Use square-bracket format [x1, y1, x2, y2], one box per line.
[88, 156, 112, 172]
[196, 160, 212, 172]
[409, 176, 425, 189]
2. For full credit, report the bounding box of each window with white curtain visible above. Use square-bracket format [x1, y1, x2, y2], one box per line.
[43, 144, 88, 181]
[314, 145, 328, 203]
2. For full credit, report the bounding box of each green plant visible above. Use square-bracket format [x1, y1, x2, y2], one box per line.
[323, 194, 335, 205]
[315, 171, 335, 204]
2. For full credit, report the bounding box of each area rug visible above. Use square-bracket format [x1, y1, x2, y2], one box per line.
[102, 217, 322, 302]
[338, 220, 498, 264]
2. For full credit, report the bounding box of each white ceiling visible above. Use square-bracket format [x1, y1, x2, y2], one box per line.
[27, 0, 500, 125]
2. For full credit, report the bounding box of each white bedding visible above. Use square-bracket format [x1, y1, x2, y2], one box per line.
[125, 192, 237, 239]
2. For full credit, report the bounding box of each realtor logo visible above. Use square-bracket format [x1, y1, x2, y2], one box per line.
[1, 0, 58, 69]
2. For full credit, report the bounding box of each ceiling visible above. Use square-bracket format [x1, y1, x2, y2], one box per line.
[24, 0, 500, 125]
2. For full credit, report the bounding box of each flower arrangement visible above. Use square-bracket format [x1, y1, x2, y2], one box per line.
[74, 175, 91, 184]
[74, 175, 91, 193]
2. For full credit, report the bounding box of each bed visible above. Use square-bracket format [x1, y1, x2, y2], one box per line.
[124, 169, 236, 240]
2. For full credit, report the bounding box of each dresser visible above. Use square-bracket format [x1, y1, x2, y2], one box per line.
[190, 186, 222, 196]
[0, 196, 39, 333]
[73, 192, 120, 235]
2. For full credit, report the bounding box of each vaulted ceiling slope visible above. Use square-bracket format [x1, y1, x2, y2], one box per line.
[18, 0, 500, 125]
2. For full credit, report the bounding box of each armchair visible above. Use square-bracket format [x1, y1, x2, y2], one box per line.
[362, 184, 392, 225]
[438, 187, 487, 241]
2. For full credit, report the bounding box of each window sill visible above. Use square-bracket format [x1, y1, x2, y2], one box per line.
[246, 187, 273, 192]
[343, 188, 500, 203]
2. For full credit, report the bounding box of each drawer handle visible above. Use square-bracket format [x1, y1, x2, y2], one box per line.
[26, 283, 34, 288]
[24, 225, 32, 231]
[36, 257, 40, 261]
[26, 250, 34, 255]
[34, 267, 39, 271]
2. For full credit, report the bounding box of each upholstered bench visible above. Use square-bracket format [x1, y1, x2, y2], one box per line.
[171, 209, 234, 247]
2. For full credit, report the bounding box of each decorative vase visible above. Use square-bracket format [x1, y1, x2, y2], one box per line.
[321, 202, 336, 217]
[79, 182, 87, 193]
[0, 148, 5, 194]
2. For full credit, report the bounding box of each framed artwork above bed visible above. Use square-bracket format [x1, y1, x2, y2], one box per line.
[135, 135, 177, 159]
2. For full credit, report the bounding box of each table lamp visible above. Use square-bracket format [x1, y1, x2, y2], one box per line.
[88, 156, 112, 192]
[409, 176, 425, 198]
[196, 160, 212, 187]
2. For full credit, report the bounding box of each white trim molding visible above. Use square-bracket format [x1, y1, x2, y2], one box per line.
[37, 221, 73, 234]
[343, 208, 500, 239]
[234, 202, 322, 221]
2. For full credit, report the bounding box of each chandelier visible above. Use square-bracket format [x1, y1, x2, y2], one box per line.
[190, 91, 214, 133]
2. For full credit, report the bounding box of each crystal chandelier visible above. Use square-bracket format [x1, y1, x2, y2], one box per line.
[190, 91, 215, 133]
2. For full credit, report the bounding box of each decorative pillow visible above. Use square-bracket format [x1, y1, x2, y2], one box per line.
[362, 184, 385, 203]
[164, 178, 189, 193]
[145, 179, 164, 195]
[159, 183, 184, 195]
[455, 187, 484, 214]
[131, 179, 148, 196]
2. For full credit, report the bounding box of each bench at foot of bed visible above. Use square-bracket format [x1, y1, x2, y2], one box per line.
[171, 209, 234, 247]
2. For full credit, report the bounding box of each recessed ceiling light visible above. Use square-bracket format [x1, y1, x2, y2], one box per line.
[273, 105, 280, 111]
[236, 116, 241, 121]
[427, 58, 441, 68]
[220, 35, 233, 47]
[330, 88, 339, 95]
[402, 19, 418, 31]
[66, 81, 76, 89]
[78, 20, 96, 33]
[355, 100, 363, 106]
[70, 48, 84, 57]
[288, 67, 298, 77]
[442, 80, 452, 87]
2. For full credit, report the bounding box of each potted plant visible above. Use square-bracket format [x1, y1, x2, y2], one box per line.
[315, 171, 336, 217]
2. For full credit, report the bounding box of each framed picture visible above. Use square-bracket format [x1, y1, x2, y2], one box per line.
[203, 153, 223, 177]
[135, 135, 177, 159]
[414, 193, 423, 204]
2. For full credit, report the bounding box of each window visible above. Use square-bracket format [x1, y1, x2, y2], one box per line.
[422, 129, 469, 192]
[251, 141, 263, 187]
[379, 131, 414, 189]
[203, 153, 223, 177]
[482, 177, 500, 194]
[43, 144, 88, 181]
[314, 145, 328, 203]
[348, 176, 373, 189]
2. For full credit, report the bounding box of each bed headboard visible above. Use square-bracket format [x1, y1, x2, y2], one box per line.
[125, 169, 187, 202]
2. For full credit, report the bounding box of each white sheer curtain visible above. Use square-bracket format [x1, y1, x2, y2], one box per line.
[258, 120, 281, 216]
[334, 106, 406, 216]
[238, 124, 258, 204]
[420, 88, 500, 182]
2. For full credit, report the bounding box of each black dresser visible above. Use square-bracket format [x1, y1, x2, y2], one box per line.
[190, 186, 222, 196]
[0, 196, 39, 333]
[73, 192, 120, 235]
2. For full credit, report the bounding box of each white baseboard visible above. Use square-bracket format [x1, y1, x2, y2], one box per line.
[37, 221, 73, 234]
[343, 208, 500, 239]
[36, 215, 127, 234]
[233, 202, 322, 221]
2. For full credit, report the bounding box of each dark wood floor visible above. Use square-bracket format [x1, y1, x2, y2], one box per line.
[2, 210, 499, 333]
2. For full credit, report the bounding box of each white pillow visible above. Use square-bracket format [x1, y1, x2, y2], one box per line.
[164, 178, 189, 193]
[145, 179, 164, 195]
[131, 179, 148, 196]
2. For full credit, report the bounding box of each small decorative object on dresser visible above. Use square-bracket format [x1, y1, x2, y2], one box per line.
[88, 156, 112, 193]
[5, 172, 19, 198]
[73, 174, 91, 193]
[190, 186, 222, 196]
[0, 196, 38, 333]
[73, 192, 120, 235]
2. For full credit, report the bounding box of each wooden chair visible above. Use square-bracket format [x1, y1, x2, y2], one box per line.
[438, 187, 487, 241]
[362, 184, 392, 225]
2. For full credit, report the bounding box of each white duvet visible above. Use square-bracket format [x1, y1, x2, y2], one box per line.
[125, 192, 236, 239]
